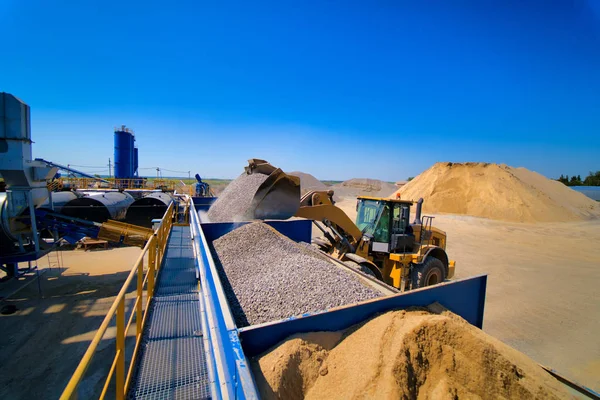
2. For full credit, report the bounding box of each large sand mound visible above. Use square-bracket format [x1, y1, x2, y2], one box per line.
[332, 178, 397, 199]
[288, 171, 328, 194]
[253, 309, 571, 399]
[393, 162, 600, 223]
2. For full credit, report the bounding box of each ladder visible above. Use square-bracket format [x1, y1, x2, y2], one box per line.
[46, 248, 63, 273]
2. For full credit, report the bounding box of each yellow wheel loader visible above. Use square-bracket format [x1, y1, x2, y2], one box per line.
[295, 190, 455, 291]
[243, 159, 456, 291]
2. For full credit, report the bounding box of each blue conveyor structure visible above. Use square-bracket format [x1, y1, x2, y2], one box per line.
[126, 199, 490, 399]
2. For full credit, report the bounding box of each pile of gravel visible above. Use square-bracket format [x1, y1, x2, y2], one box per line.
[207, 173, 269, 222]
[288, 171, 328, 194]
[212, 222, 381, 327]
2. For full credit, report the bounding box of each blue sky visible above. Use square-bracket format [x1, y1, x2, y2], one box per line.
[1, 1, 599, 181]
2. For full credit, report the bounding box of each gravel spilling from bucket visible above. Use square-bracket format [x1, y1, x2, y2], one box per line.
[208, 173, 269, 222]
[213, 222, 381, 327]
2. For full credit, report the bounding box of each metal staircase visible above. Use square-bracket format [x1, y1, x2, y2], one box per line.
[128, 226, 211, 399]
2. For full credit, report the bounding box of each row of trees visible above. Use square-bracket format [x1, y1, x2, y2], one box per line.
[557, 171, 600, 186]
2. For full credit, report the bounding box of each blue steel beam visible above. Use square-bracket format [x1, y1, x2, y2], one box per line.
[192, 197, 217, 212]
[238, 275, 487, 358]
[192, 206, 258, 399]
[35, 158, 110, 183]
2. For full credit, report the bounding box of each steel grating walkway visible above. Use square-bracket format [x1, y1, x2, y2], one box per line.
[129, 226, 211, 400]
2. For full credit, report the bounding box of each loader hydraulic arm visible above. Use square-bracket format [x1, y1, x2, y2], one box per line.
[294, 190, 363, 246]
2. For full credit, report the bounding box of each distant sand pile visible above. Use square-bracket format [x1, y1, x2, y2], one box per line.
[332, 178, 397, 199]
[393, 162, 600, 223]
[253, 309, 570, 399]
[288, 171, 328, 194]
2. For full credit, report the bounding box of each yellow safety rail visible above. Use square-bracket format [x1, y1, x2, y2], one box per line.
[60, 202, 176, 400]
[53, 177, 196, 193]
[174, 195, 191, 226]
[47, 179, 64, 191]
[173, 181, 196, 196]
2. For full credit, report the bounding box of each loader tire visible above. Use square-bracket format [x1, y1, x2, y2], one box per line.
[344, 261, 380, 280]
[411, 257, 446, 289]
[312, 237, 332, 252]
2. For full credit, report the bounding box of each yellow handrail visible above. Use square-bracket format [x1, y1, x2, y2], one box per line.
[60, 201, 176, 400]
[52, 177, 196, 192]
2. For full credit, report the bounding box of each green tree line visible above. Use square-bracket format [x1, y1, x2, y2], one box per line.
[556, 171, 600, 186]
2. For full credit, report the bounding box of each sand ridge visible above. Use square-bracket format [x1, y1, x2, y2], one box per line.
[253, 309, 572, 400]
[332, 178, 397, 199]
[393, 162, 599, 223]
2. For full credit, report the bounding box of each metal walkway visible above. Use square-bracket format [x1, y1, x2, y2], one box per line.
[128, 226, 211, 399]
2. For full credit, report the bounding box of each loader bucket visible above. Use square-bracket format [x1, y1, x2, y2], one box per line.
[245, 159, 301, 220]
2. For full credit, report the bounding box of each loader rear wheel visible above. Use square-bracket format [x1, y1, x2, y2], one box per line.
[411, 257, 446, 289]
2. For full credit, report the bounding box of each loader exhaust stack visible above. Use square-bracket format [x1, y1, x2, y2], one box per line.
[414, 197, 424, 225]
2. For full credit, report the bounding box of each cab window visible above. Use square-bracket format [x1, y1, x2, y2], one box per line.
[392, 204, 410, 234]
[356, 200, 381, 234]
[374, 205, 391, 242]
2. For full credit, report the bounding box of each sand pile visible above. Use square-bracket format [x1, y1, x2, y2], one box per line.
[393, 162, 600, 223]
[288, 171, 327, 194]
[253, 308, 571, 399]
[213, 222, 381, 327]
[331, 178, 397, 199]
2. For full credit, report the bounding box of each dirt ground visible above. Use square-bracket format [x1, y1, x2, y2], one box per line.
[337, 198, 600, 393]
[2, 197, 599, 398]
[0, 246, 142, 400]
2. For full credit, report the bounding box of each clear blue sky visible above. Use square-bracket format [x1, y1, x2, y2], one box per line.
[1, 1, 599, 181]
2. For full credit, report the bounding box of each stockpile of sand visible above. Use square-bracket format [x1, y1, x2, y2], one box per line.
[393, 162, 600, 223]
[253, 308, 570, 399]
[331, 178, 397, 199]
[288, 171, 328, 194]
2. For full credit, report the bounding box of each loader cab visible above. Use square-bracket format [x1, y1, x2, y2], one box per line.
[356, 197, 414, 254]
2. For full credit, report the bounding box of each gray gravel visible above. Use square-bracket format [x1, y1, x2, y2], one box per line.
[207, 173, 269, 222]
[212, 222, 382, 327]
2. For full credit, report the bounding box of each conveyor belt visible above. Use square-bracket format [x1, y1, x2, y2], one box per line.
[128, 226, 211, 399]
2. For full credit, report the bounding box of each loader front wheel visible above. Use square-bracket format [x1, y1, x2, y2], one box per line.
[411, 257, 446, 289]
[312, 237, 332, 252]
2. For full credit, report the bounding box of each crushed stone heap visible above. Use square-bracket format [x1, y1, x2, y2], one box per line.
[213, 222, 381, 327]
[207, 173, 269, 222]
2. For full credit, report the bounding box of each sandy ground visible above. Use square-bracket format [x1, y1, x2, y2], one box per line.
[0, 246, 142, 400]
[336, 198, 600, 392]
[2, 194, 598, 397]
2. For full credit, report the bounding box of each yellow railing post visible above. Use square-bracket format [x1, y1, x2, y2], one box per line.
[157, 234, 162, 271]
[60, 201, 177, 400]
[116, 297, 125, 400]
[148, 237, 156, 296]
[136, 258, 143, 338]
